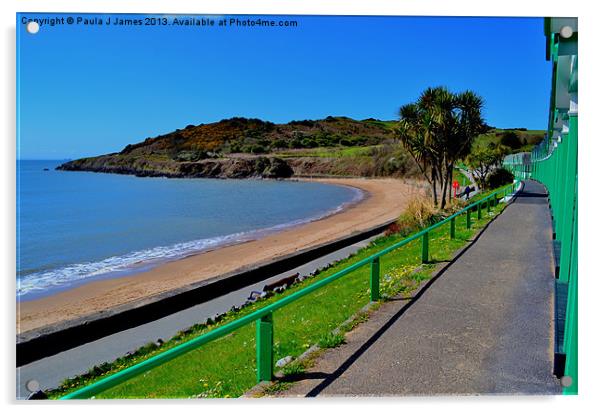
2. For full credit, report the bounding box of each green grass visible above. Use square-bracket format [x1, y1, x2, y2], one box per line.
[49, 195, 508, 399]
[274, 145, 379, 159]
[272, 128, 543, 160]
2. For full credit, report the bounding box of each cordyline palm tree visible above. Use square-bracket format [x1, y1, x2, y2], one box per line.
[398, 87, 485, 209]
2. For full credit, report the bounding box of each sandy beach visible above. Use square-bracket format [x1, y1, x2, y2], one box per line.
[17, 178, 424, 333]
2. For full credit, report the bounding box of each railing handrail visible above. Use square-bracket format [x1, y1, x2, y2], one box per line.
[60, 181, 517, 399]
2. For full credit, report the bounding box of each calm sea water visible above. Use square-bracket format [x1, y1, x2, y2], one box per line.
[16, 160, 362, 300]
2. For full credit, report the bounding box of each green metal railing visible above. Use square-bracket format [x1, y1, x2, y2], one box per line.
[525, 127, 577, 396]
[501, 19, 578, 394]
[60, 182, 518, 399]
[502, 93, 577, 395]
[505, 131, 577, 395]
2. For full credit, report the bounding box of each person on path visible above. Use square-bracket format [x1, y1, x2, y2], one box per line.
[463, 185, 472, 200]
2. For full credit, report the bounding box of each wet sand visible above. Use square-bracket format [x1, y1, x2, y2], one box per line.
[17, 178, 424, 333]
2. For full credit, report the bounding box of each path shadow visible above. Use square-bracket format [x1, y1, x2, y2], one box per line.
[517, 192, 547, 198]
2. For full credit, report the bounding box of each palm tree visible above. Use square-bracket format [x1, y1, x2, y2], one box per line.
[398, 87, 485, 209]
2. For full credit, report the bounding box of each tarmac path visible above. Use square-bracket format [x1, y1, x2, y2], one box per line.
[277, 180, 561, 396]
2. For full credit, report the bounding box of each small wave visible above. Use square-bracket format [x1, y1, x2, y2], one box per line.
[17, 187, 364, 297]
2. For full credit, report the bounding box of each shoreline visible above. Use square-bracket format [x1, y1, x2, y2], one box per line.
[17, 177, 424, 333]
[18, 180, 366, 302]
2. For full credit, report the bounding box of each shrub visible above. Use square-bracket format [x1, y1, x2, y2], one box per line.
[288, 119, 315, 127]
[485, 168, 514, 189]
[348, 136, 367, 146]
[271, 139, 288, 150]
[315, 133, 336, 147]
[228, 142, 242, 153]
[248, 144, 267, 154]
[396, 196, 445, 235]
[500, 131, 522, 149]
[301, 138, 318, 148]
[465, 145, 507, 189]
[288, 138, 303, 149]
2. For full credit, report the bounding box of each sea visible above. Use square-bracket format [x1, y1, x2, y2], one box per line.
[16, 160, 363, 300]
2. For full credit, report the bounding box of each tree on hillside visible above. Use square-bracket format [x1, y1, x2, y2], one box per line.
[465, 144, 508, 190]
[500, 131, 522, 150]
[398, 87, 485, 209]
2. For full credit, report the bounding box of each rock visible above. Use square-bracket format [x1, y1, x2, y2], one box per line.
[57, 155, 295, 180]
[262, 157, 294, 178]
[248, 290, 264, 300]
[275, 356, 294, 368]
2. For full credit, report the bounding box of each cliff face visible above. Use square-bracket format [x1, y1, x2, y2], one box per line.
[57, 152, 422, 180]
[57, 155, 295, 179]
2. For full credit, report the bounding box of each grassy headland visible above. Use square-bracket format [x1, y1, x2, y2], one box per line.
[56, 116, 542, 180]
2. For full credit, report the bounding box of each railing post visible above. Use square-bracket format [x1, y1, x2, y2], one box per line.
[370, 257, 380, 301]
[422, 231, 429, 263]
[256, 313, 273, 383]
[466, 208, 471, 229]
[477, 201, 482, 220]
[487, 197, 491, 213]
[450, 216, 456, 239]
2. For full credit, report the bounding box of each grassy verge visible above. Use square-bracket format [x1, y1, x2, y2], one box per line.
[48, 193, 509, 399]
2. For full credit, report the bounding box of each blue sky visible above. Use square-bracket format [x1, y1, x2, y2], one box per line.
[17, 14, 551, 159]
